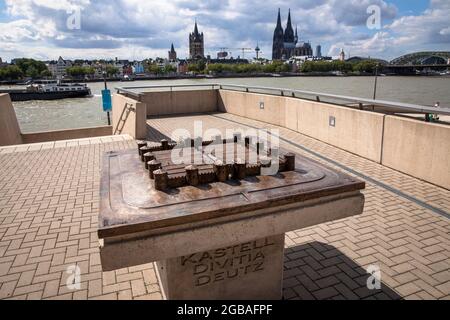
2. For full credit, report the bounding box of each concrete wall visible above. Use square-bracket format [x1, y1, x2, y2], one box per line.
[0, 94, 23, 146]
[218, 90, 286, 127]
[218, 90, 384, 163]
[142, 90, 218, 117]
[112, 93, 147, 140]
[382, 116, 450, 190]
[22, 126, 112, 144]
[294, 99, 384, 163]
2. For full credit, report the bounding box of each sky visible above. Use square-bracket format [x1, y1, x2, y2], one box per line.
[0, 0, 449, 62]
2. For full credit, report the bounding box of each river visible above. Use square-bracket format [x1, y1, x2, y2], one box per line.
[3, 76, 450, 133]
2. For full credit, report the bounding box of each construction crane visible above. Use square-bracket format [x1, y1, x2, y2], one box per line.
[209, 47, 254, 60]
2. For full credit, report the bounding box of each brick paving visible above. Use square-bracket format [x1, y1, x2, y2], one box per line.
[0, 116, 449, 300]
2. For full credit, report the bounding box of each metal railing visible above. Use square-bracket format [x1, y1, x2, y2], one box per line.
[116, 83, 450, 116]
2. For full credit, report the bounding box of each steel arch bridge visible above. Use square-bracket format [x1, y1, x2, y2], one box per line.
[391, 52, 450, 65]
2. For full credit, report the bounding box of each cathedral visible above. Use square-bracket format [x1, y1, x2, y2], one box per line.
[272, 9, 313, 60]
[189, 21, 205, 60]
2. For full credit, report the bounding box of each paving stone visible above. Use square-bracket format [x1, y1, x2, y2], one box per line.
[0, 118, 449, 300]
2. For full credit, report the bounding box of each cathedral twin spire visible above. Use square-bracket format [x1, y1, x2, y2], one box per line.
[274, 8, 297, 43]
[273, 8, 309, 60]
[284, 9, 295, 43]
[276, 8, 283, 29]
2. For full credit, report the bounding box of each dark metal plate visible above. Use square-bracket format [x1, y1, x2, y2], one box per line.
[99, 149, 365, 238]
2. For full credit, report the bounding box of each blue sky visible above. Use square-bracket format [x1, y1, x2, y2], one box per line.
[0, 1, 6, 21]
[392, 0, 429, 15]
[0, 0, 449, 62]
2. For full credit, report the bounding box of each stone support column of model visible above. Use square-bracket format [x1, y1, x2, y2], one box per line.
[155, 234, 285, 300]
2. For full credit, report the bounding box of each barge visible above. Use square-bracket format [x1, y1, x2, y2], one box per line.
[0, 81, 92, 101]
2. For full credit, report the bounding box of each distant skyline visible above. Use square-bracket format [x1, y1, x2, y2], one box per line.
[0, 0, 449, 62]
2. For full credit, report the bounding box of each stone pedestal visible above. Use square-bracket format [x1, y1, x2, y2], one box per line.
[98, 149, 366, 300]
[155, 235, 285, 300]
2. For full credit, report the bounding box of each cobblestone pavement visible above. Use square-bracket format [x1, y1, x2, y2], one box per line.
[0, 114, 449, 300]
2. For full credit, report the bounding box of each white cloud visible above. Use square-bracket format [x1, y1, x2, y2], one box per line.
[440, 27, 450, 36]
[0, 0, 448, 62]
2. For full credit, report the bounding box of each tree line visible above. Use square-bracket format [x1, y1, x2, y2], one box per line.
[188, 61, 291, 74]
[1, 58, 383, 81]
[189, 60, 381, 75]
[66, 65, 120, 78]
[301, 60, 381, 73]
[0, 58, 52, 80]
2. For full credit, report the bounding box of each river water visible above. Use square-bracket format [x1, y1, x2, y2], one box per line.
[3, 76, 449, 133]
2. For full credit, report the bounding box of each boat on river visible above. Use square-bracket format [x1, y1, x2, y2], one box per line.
[0, 80, 92, 101]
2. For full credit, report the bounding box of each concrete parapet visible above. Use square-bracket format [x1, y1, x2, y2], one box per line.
[382, 116, 450, 190]
[21, 126, 112, 144]
[218, 90, 384, 163]
[142, 90, 218, 117]
[112, 93, 147, 139]
[0, 94, 23, 146]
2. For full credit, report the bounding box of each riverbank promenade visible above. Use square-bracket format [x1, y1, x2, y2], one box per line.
[0, 109, 448, 300]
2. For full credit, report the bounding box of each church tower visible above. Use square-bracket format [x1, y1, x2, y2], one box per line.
[272, 9, 284, 60]
[168, 43, 177, 61]
[339, 48, 346, 62]
[284, 9, 295, 43]
[294, 25, 298, 44]
[189, 21, 205, 60]
[272, 9, 312, 60]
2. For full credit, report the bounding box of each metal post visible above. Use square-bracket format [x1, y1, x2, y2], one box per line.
[373, 65, 379, 100]
[104, 77, 111, 126]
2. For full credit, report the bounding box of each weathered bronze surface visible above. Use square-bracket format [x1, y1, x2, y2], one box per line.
[99, 140, 365, 239]
[140, 139, 297, 190]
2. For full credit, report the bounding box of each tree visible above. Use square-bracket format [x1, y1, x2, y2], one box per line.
[188, 60, 206, 74]
[353, 60, 379, 73]
[263, 61, 290, 73]
[300, 60, 353, 73]
[146, 64, 162, 75]
[26, 66, 39, 79]
[163, 64, 177, 74]
[40, 69, 52, 78]
[85, 67, 95, 76]
[66, 66, 95, 78]
[13, 58, 49, 79]
[105, 65, 119, 77]
[0, 65, 24, 80]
